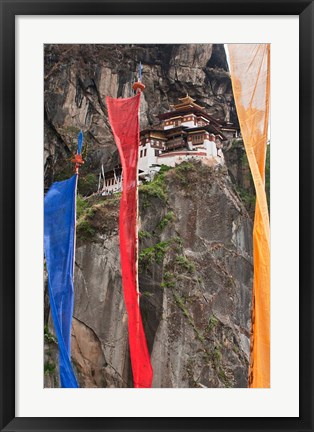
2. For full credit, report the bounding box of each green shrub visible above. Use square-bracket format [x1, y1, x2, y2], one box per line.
[139, 247, 155, 267]
[78, 173, 98, 196]
[160, 271, 175, 288]
[175, 255, 195, 273]
[157, 211, 175, 231]
[173, 291, 206, 344]
[158, 165, 173, 175]
[76, 219, 96, 238]
[212, 345, 222, 365]
[44, 325, 58, 344]
[76, 194, 88, 219]
[75, 195, 97, 239]
[44, 360, 56, 375]
[139, 240, 170, 268]
[175, 161, 196, 174]
[173, 292, 189, 318]
[154, 241, 170, 262]
[173, 162, 197, 185]
[218, 368, 232, 387]
[138, 230, 152, 240]
[141, 291, 154, 298]
[207, 315, 218, 332]
[140, 182, 166, 201]
[139, 165, 172, 201]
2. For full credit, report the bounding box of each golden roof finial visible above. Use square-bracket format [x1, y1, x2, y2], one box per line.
[178, 94, 196, 104]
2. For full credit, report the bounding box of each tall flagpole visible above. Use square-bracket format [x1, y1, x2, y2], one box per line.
[71, 130, 85, 275]
[71, 130, 85, 175]
[132, 65, 145, 306]
[131, 64, 146, 384]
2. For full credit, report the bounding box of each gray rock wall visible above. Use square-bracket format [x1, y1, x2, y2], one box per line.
[44, 162, 253, 388]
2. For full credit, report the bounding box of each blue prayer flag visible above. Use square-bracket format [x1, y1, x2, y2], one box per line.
[44, 175, 79, 388]
[77, 130, 83, 155]
[138, 62, 142, 81]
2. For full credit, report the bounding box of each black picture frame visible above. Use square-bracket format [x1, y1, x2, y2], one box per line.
[0, 1, 313, 431]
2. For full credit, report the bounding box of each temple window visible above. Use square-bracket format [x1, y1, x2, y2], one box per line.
[193, 134, 203, 143]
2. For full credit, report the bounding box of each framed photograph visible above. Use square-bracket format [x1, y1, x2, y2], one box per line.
[0, 1, 312, 431]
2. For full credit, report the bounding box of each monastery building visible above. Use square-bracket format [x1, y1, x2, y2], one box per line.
[102, 95, 239, 195]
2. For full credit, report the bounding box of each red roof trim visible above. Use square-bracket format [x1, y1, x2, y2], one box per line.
[158, 151, 207, 158]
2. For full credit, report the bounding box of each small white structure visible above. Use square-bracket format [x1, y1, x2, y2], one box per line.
[101, 167, 123, 195]
[101, 95, 239, 195]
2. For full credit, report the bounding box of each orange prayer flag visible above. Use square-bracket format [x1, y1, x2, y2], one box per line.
[228, 44, 270, 388]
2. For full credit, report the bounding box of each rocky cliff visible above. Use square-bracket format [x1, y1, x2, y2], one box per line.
[45, 162, 253, 388]
[44, 44, 254, 388]
[44, 44, 238, 190]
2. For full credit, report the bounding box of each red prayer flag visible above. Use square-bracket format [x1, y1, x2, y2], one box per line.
[106, 93, 153, 388]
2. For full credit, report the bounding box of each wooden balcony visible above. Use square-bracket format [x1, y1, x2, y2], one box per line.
[166, 138, 186, 150]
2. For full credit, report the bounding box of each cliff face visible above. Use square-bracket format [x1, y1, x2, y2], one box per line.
[138, 163, 252, 388]
[44, 44, 253, 388]
[44, 44, 236, 191]
[45, 162, 253, 388]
